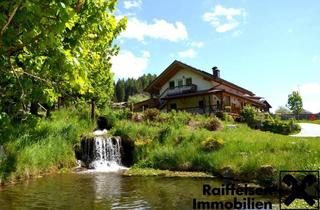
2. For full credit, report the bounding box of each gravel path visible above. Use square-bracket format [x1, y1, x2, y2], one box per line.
[291, 123, 320, 137]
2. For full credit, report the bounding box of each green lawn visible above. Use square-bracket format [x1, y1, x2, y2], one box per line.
[296, 119, 320, 125]
[2, 108, 319, 185]
[110, 110, 320, 184]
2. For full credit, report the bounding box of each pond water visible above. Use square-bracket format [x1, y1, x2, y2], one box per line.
[0, 172, 278, 210]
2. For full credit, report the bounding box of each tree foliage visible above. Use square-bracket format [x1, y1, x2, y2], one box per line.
[0, 0, 126, 116]
[128, 93, 150, 105]
[275, 106, 291, 114]
[114, 73, 157, 102]
[287, 91, 303, 115]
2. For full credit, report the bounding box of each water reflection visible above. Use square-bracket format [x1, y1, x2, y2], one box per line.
[0, 173, 277, 210]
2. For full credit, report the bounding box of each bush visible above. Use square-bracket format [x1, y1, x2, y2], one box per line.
[158, 126, 173, 144]
[144, 108, 160, 121]
[240, 105, 300, 135]
[115, 108, 133, 120]
[216, 112, 234, 123]
[240, 105, 257, 123]
[132, 113, 144, 122]
[166, 110, 192, 126]
[151, 147, 179, 170]
[201, 137, 224, 152]
[203, 116, 223, 131]
[261, 118, 300, 135]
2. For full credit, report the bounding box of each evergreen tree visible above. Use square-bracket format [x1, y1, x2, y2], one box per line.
[114, 74, 157, 102]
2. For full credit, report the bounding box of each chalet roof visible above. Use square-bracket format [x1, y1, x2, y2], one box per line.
[144, 60, 254, 95]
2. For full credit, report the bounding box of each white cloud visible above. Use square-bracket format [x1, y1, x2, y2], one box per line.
[189, 41, 204, 48]
[121, 17, 188, 42]
[203, 5, 246, 33]
[111, 50, 150, 79]
[178, 49, 197, 58]
[124, 0, 142, 9]
[295, 83, 320, 113]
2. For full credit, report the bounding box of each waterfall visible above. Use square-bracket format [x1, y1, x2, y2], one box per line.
[82, 129, 127, 172]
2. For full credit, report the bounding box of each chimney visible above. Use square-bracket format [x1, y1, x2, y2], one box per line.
[212, 66, 220, 78]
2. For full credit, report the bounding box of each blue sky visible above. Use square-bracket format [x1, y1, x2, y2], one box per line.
[111, 0, 320, 113]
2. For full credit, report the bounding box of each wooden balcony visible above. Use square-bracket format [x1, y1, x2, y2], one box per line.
[166, 84, 197, 96]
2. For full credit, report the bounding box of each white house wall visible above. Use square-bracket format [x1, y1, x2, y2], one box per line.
[159, 68, 214, 97]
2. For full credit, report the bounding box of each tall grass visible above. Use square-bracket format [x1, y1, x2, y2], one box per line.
[110, 111, 320, 184]
[0, 108, 94, 182]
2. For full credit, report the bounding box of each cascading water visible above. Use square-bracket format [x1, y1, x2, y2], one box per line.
[80, 129, 127, 172]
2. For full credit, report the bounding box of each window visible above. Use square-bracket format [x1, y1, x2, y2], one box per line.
[186, 78, 192, 86]
[178, 79, 183, 87]
[169, 81, 175, 89]
[199, 100, 204, 109]
[170, 103, 177, 110]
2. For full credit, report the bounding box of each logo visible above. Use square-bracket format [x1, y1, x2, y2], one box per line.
[279, 170, 319, 210]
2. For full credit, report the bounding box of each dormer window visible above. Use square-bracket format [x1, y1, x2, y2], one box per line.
[169, 81, 175, 89]
[186, 78, 192, 86]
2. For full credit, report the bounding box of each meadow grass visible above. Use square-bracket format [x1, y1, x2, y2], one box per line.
[296, 119, 320, 124]
[1, 107, 319, 185]
[0, 108, 94, 183]
[110, 111, 320, 184]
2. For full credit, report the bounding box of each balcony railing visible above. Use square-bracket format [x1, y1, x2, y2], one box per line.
[166, 84, 197, 96]
[169, 105, 219, 114]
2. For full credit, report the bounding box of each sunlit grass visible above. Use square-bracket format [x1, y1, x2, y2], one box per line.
[1, 108, 94, 182]
[111, 114, 320, 183]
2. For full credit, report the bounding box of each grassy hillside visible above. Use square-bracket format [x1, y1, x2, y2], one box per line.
[109, 109, 320, 184]
[1, 107, 319, 185]
[0, 108, 94, 183]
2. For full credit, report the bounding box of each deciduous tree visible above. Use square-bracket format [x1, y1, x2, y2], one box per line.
[0, 0, 126, 116]
[287, 91, 303, 115]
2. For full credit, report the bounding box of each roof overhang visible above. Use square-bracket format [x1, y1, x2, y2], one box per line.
[144, 60, 213, 94]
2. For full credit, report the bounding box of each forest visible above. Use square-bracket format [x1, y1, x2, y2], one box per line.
[114, 73, 157, 103]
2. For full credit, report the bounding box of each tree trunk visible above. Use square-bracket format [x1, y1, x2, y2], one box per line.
[30, 102, 39, 115]
[91, 99, 95, 122]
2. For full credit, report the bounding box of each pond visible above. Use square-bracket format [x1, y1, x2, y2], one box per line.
[0, 172, 277, 210]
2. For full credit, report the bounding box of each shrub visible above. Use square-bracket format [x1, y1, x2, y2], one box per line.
[215, 111, 234, 122]
[201, 137, 224, 152]
[132, 113, 144, 122]
[115, 108, 132, 120]
[134, 138, 152, 146]
[203, 116, 223, 131]
[261, 118, 300, 135]
[240, 105, 257, 123]
[287, 118, 301, 134]
[151, 147, 179, 170]
[224, 106, 231, 112]
[157, 113, 167, 123]
[167, 110, 192, 126]
[158, 126, 172, 144]
[215, 111, 224, 119]
[240, 105, 300, 135]
[144, 108, 160, 121]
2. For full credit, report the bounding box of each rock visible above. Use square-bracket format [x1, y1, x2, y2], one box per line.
[132, 113, 143, 122]
[219, 166, 235, 178]
[226, 124, 237, 129]
[256, 165, 276, 185]
[257, 165, 276, 179]
[97, 116, 109, 130]
[93, 129, 108, 136]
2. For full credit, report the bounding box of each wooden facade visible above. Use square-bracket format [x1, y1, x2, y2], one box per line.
[135, 60, 271, 114]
